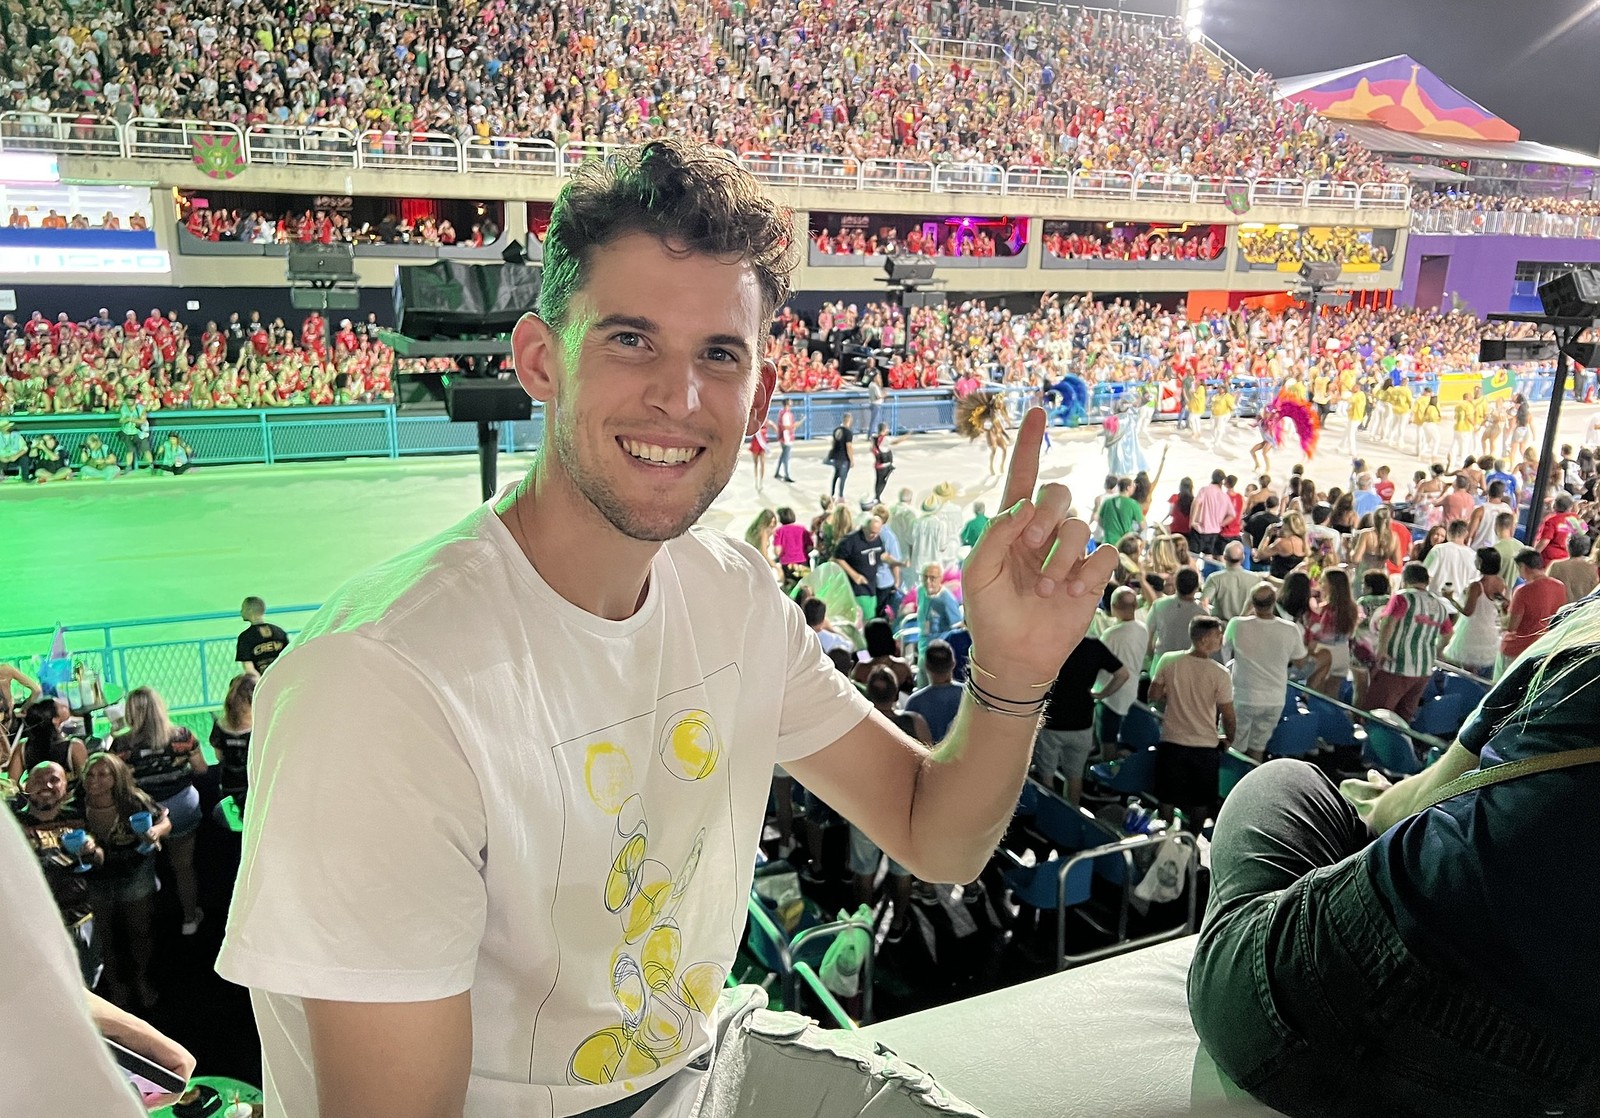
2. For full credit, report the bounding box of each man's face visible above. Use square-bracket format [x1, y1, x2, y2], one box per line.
[24, 764, 67, 811]
[864, 516, 882, 542]
[514, 233, 773, 543]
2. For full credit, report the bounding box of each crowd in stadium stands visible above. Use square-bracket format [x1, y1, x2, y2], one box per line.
[1411, 188, 1600, 217]
[1238, 226, 1390, 266]
[0, 298, 1507, 430]
[0, 308, 396, 429]
[1043, 227, 1224, 261]
[5, 208, 150, 230]
[1, 0, 1394, 180]
[177, 204, 499, 247]
[809, 224, 1008, 258]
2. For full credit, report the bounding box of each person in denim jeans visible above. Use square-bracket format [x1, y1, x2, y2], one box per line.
[1188, 608, 1600, 1117]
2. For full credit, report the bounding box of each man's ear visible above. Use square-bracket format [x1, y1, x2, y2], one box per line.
[512, 313, 560, 404]
[746, 358, 778, 438]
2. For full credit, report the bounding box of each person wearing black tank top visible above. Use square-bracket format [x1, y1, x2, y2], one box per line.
[9, 697, 87, 785]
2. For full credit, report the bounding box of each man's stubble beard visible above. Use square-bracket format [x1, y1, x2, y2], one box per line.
[550, 406, 733, 543]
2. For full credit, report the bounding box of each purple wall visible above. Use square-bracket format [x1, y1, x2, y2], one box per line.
[1400, 234, 1600, 316]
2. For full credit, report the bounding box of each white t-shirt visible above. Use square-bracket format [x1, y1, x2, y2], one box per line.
[1097, 619, 1148, 715]
[1424, 540, 1479, 595]
[0, 813, 147, 1118]
[216, 501, 872, 1118]
[1222, 615, 1307, 707]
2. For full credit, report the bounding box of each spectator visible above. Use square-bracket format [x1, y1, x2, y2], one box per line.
[28, 434, 72, 482]
[236, 596, 289, 675]
[1368, 563, 1454, 721]
[1548, 534, 1598, 604]
[802, 597, 852, 658]
[1147, 616, 1235, 830]
[914, 564, 963, 667]
[848, 666, 931, 944]
[771, 507, 813, 589]
[852, 617, 913, 693]
[1147, 567, 1207, 664]
[80, 751, 171, 1009]
[0, 418, 33, 480]
[114, 687, 207, 937]
[1533, 493, 1581, 564]
[1500, 550, 1567, 672]
[1097, 477, 1144, 545]
[75, 434, 122, 480]
[13, 760, 101, 983]
[9, 696, 88, 784]
[1442, 548, 1508, 678]
[1036, 635, 1128, 806]
[1223, 585, 1311, 762]
[0, 664, 42, 746]
[212, 673, 258, 814]
[1242, 495, 1280, 552]
[1095, 587, 1148, 748]
[152, 433, 195, 475]
[1190, 470, 1231, 558]
[1423, 519, 1478, 595]
[1254, 510, 1308, 580]
[834, 515, 897, 620]
[959, 502, 990, 552]
[1202, 541, 1261, 621]
[1304, 568, 1360, 696]
[904, 640, 961, 743]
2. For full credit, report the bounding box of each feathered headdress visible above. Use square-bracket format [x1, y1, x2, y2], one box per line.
[1273, 391, 1321, 457]
[955, 390, 1006, 440]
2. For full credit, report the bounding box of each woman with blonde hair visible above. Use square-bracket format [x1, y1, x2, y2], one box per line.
[743, 508, 781, 579]
[212, 673, 257, 814]
[1255, 509, 1309, 580]
[1351, 504, 1405, 584]
[116, 686, 207, 936]
[816, 502, 854, 564]
[82, 750, 171, 1007]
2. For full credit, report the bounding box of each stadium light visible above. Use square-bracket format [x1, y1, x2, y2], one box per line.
[1184, 1, 1205, 30]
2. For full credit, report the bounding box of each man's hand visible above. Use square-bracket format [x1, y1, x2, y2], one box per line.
[962, 407, 1119, 688]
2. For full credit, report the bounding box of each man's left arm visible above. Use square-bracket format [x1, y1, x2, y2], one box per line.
[787, 410, 1118, 884]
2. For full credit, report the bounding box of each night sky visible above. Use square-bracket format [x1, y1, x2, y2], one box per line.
[1198, 0, 1600, 154]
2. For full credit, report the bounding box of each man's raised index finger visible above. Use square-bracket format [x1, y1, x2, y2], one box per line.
[1000, 406, 1045, 511]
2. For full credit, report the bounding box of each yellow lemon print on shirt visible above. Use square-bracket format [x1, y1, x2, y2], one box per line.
[658, 710, 721, 781]
[569, 1025, 661, 1086]
[605, 832, 648, 913]
[640, 922, 682, 992]
[676, 960, 725, 1016]
[585, 741, 634, 815]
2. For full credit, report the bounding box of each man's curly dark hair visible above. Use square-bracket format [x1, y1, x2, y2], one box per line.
[538, 139, 795, 338]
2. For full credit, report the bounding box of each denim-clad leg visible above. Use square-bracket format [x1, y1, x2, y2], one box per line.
[1190, 760, 1600, 1118]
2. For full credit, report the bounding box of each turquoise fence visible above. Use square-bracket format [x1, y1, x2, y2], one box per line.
[5, 369, 1566, 469]
[1, 607, 321, 729]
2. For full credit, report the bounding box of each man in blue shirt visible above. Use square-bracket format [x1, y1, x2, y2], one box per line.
[914, 563, 962, 673]
[904, 641, 961, 743]
[1486, 458, 1519, 505]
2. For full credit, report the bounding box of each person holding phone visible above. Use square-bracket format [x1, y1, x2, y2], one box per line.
[1, 810, 195, 1113]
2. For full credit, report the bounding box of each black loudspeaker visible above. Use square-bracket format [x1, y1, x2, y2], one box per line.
[287, 242, 356, 282]
[1298, 260, 1340, 287]
[900, 289, 946, 308]
[1538, 268, 1600, 319]
[445, 378, 533, 423]
[884, 255, 936, 284]
[394, 261, 542, 338]
[1478, 339, 1557, 364]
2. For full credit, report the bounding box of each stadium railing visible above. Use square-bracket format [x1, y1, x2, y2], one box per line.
[1410, 207, 1600, 239]
[0, 112, 1410, 210]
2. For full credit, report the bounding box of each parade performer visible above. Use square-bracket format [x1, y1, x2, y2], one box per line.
[1048, 374, 1091, 427]
[1250, 399, 1280, 474]
[1104, 396, 1144, 477]
[1275, 391, 1321, 460]
[955, 390, 1012, 476]
[1209, 382, 1236, 452]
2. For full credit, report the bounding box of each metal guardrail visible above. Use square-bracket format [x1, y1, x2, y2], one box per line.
[0, 112, 1408, 210]
[1410, 207, 1600, 239]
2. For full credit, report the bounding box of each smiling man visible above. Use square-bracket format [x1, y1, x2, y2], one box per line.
[217, 140, 1117, 1118]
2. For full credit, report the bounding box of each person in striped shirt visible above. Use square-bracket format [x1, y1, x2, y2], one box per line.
[1367, 562, 1455, 721]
